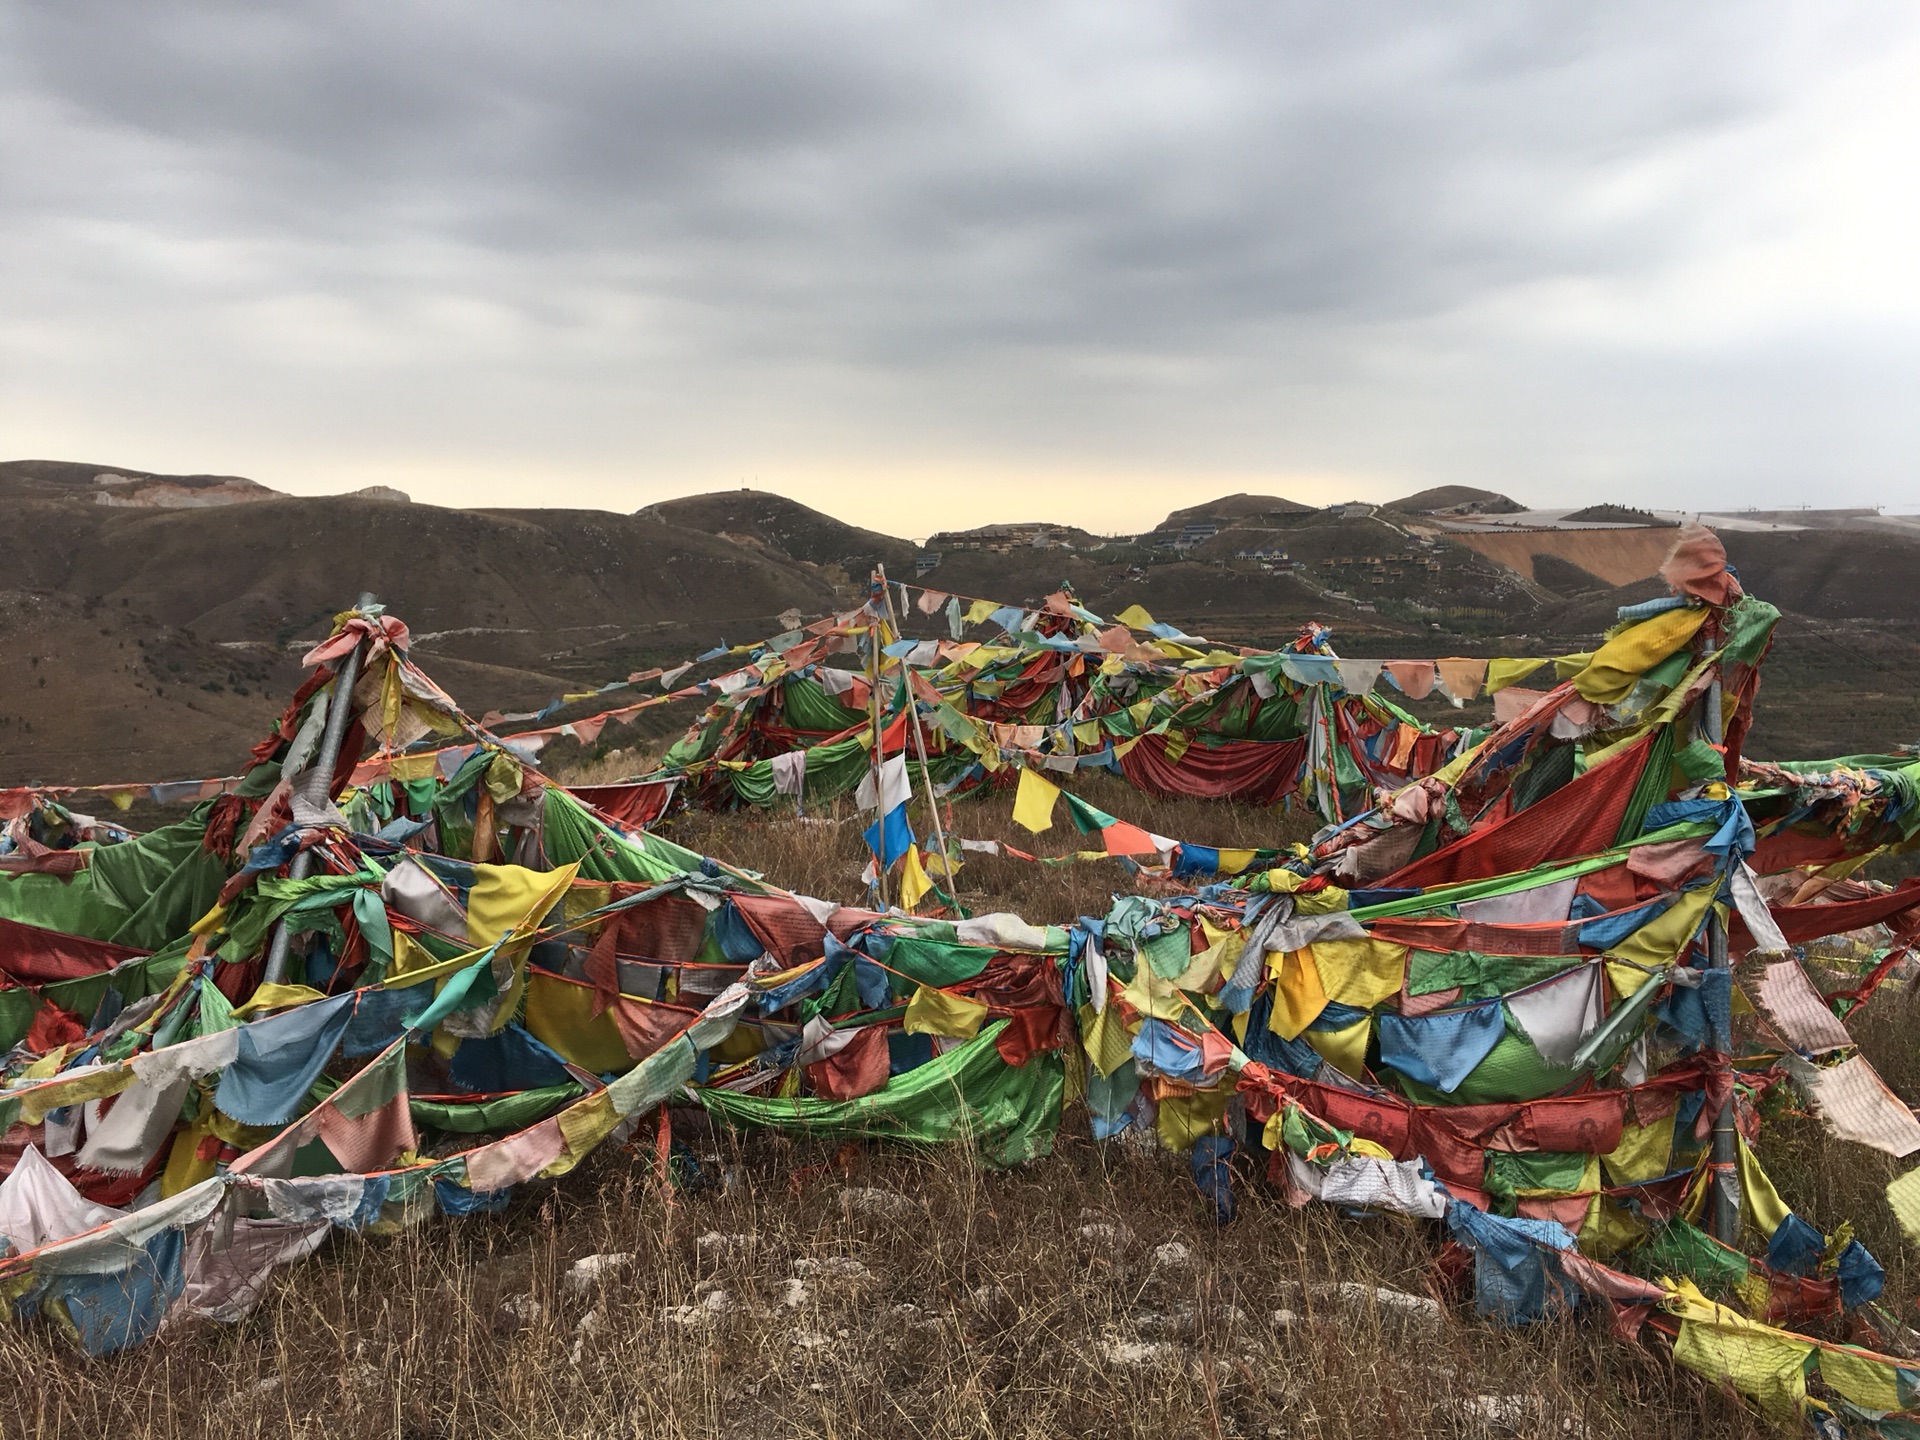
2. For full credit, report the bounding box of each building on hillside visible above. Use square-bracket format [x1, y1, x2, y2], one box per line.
[1152, 521, 1220, 552]
[925, 523, 1072, 554]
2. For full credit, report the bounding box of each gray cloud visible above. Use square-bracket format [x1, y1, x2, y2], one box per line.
[2, 1, 1917, 529]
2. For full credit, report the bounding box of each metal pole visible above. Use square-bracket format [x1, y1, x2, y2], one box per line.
[1703, 667, 1741, 1242]
[864, 577, 889, 908]
[262, 593, 378, 986]
[876, 565, 954, 912]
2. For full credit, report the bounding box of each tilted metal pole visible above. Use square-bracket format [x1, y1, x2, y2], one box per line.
[1703, 669, 1742, 1242]
[261, 593, 378, 986]
[864, 578, 889, 908]
[875, 565, 954, 912]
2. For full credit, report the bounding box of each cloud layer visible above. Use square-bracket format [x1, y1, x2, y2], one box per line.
[4, 2, 1917, 533]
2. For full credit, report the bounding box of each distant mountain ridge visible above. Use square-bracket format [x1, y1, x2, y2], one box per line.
[4, 459, 1917, 780]
[1, 459, 279, 509]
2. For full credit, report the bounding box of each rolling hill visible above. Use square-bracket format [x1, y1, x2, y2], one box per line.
[3, 459, 1916, 781]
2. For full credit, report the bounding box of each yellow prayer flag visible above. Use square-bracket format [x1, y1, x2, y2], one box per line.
[904, 984, 987, 1040]
[1485, 657, 1549, 694]
[466, 861, 580, 948]
[1114, 603, 1155, 629]
[898, 845, 934, 911]
[20, 1064, 137, 1126]
[388, 752, 441, 782]
[1080, 1002, 1135, 1078]
[231, 983, 328, 1018]
[1579, 1192, 1648, 1258]
[1601, 1114, 1676, 1186]
[1267, 947, 1329, 1039]
[1310, 937, 1408, 1010]
[1012, 767, 1060, 833]
[545, 1089, 621, 1177]
[1303, 1015, 1371, 1080]
[1572, 605, 1710, 704]
[1820, 1349, 1904, 1413]
[964, 599, 997, 625]
[1886, 1165, 1920, 1246]
[1735, 1134, 1791, 1243]
[524, 971, 631, 1074]
[1157, 1088, 1229, 1152]
[1671, 1307, 1811, 1419]
[1603, 887, 1716, 972]
[162, 1119, 220, 1198]
[1215, 848, 1257, 876]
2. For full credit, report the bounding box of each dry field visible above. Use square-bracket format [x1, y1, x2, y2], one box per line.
[4, 778, 1914, 1439]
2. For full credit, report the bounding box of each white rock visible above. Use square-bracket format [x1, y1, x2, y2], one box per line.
[498, 1293, 543, 1327]
[1075, 1220, 1134, 1247]
[563, 1252, 636, 1298]
[1458, 1394, 1583, 1436]
[889, 1301, 941, 1332]
[792, 1255, 871, 1280]
[1315, 1281, 1445, 1326]
[968, 1283, 1009, 1308]
[1271, 1308, 1301, 1329]
[777, 1278, 812, 1309]
[569, 1309, 603, 1363]
[1133, 1308, 1186, 1336]
[1150, 1241, 1193, 1269]
[1098, 1337, 1185, 1367]
[789, 1328, 832, 1350]
[696, 1231, 754, 1257]
[839, 1185, 915, 1220]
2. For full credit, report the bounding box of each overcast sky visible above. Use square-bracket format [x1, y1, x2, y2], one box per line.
[4, 3, 1918, 536]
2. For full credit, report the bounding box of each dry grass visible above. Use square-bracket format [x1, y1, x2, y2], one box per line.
[0, 1133, 1770, 1440]
[5, 782, 1899, 1436]
[646, 771, 1322, 920]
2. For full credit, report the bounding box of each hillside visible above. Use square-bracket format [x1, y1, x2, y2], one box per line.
[1153, 492, 1316, 529]
[638, 489, 915, 575]
[1441, 525, 1680, 588]
[0, 458, 281, 509]
[5, 460, 1920, 780]
[0, 480, 861, 782]
[1383, 485, 1524, 515]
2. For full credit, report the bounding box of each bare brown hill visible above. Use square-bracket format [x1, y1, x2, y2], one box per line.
[0, 486, 860, 783]
[1719, 529, 1920, 622]
[1385, 485, 1523, 515]
[0, 495, 841, 649]
[1154, 493, 1316, 529]
[638, 489, 915, 575]
[0, 458, 278, 508]
[1445, 526, 1678, 587]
